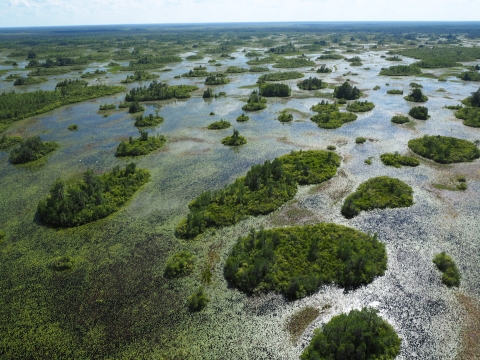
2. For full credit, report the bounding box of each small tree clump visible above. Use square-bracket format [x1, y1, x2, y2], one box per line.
[433, 252, 461, 287]
[187, 286, 209, 311]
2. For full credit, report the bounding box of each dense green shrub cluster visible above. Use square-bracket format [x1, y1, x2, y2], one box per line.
[225, 224, 387, 299]
[125, 81, 197, 102]
[387, 89, 403, 95]
[0, 82, 124, 131]
[333, 81, 362, 100]
[248, 66, 269, 72]
[242, 90, 267, 111]
[346, 56, 363, 66]
[9, 136, 59, 164]
[81, 69, 107, 78]
[380, 152, 420, 168]
[67, 124, 78, 131]
[134, 114, 164, 127]
[205, 74, 229, 85]
[0, 134, 22, 149]
[409, 106, 429, 120]
[404, 88, 428, 102]
[408, 135, 480, 164]
[257, 71, 304, 83]
[278, 110, 293, 122]
[461, 88, 480, 107]
[396, 46, 480, 68]
[379, 64, 422, 76]
[259, 83, 291, 97]
[185, 54, 204, 60]
[128, 101, 145, 113]
[164, 251, 195, 278]
[99, 104, 116, 111]
[123, 55, 182, 70]
[458, 71, 480, 81]
[346, 101, 375, 112]
[316, 65, 332, 73]
[226, 66, 248, 73]
[115, 131, 166, 157]
[246, 56, 276, 65]
[187, 286, 209, 312]
[221, 129, 247, 146]
[28, 67, 72, 76]
[455, 107, 480, 127]
[341, 176, 414, 218]
[355, 137, 366, 144]
[273, 57, 315, 68]
[310, 100, 357, 129]
[410, 82, 423, 88]
[301, 308, 401, 360]
[37, 163, 150, 227]
[317, 53, 344, 60]
[433, 252, 461, 287]
[13, 76, 47, 85]
[121, 70, 159, 83]
[175, 150, 340, 239]
[236, 113, 249, 122]
[207, 120, 231, 130]
[297, 77, 327, 90]
[386, 55, 402, 61]
[268, 43, 297, 54]
[182, 69, 209, 77]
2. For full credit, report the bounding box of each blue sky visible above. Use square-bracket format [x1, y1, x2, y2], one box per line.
[1, 0, 479, 28]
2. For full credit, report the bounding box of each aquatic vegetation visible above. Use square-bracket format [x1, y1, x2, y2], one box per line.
[205, 74, 230, 85]
[257, 71, 303, 83]
[301, 308, 401, 360]
[341, 176, 414, 218]
[134, 113, 164, 127]
[273, 57, 315, 68]
[404, 88, 428, 102]
[187, 286, 209, 312]
[221, 129, 247, 146]
[268, 43, 297, 54]
[454, 107, 480, 127]
[346, 56, 363, 66]
[409, 106, 429, 120]
[286, 307, 320, 342]
[355, 136, 366, 144]
[37, 163, 150, 227]
[379, 64, 422, 76]
[175, 150, 340, 239]
[121, 70, 159, 83]
[81, 69, 107, 78]
[433, 252, 461, 287]
[386, 55, 402, 61]
[458, 71, 480, 82]
[461, 88, 480, 107]
[225, 66, 248, 73]
[224, 224, 387, 299]
[410, 82, 423, 88]
[164, 251, 195, 278]
[128, 101, 145, 113]
[122, 55, 182, 70]
[297, 77, 327, 90]
[277, 110, 293, 123]
[248, 66, 269, 72]
[246, 56, 276, 65]
[408, 135, 480, 164]
[346, 100, 375, 112]
[317, 53, 344, 60]
[67, 124, 78, 131]
[0, 134, 22, 149]
[9, 136, 59, 164]
[13, 76, 47, 85]
[236, 113, 249, 122]
[316, 65, 332, 73]
[381, 152, 420, 168]
[242, 90, 267, 111]
[310, 103, 357, 129]
[115, 131, 166, 157]
[99, 103, 116, 111]
[182, 69, 209, 77]
[333, 81, 362, 100]
[207, 119, 231, 130]
[125, 81, 198, 102]
[387, 89, 403, 95]
[259, 83, 291, 97]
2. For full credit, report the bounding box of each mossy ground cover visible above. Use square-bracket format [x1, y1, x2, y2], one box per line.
[224, 223, 387, 299]
[175, 150, 340, 239]
[408, 135, 480, 164]
[341, 176, 414, 218]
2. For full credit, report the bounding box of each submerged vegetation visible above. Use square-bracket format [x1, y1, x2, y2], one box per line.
[224, 223, 387, 299]
[341, 176, 414, 218]
[301, 308, 401, 360]
[9, 136, 59, 164]
[37, 163, 150, 227]
[408, 135, 480, 164]
[175, 150, 340, 239]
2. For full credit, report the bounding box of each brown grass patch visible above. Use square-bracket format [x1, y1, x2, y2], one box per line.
[456, 293, 480, 360]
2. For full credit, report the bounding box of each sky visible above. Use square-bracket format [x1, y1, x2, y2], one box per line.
[1, 0, 479, 28]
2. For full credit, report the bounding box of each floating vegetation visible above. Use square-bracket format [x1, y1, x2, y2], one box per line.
[301, 308, 401, 359]
[224, 223, 387, 299]
[37, 163, 150, 227]
[408, 135, 480, 164]
[341, 176, 414, 218]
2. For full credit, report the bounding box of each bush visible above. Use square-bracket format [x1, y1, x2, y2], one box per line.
[410, 82, 423, 88]
[120, 70, 158, 83]
[458, 71, 480, 81]
[310, 103, 358, 129]
[259, 83, 291, 97]
[37, 163, 150, 227]
[297, 77, 327, 90]
[355, 137, 366, 144]
[316, 65, 332, 73]
[128, 101, 145, 114]
[341, 176, 414, 218]
[115, 131, 166, 157]
[379, 64, 422, 76]
[408, 135, 480, 164]
[236, 113, 249, 122]
[409, 106, 429, 120]
[187, 286, 209, 311]
[205, 74, 229, 85]
[300, 308, 401, 360]
[225, 66, 248, 73]
[391, 115, 410, 124]
[404, 88, 428, 102]
[242, 90, 267, 111]
[347, 101, 375, 112]
[455, 107, 480, 127]
[273, 57, 315, 68]
[257, 71, 303, 83]
[164, 251, 195, 278]
[463, 88, 480, 107]
[9, 136, 59, 164]
[380, 152, 420, 167]
[134, 114, 164, 127]
[327, 145, 336, 150]
[433, 252, 461, 287]
[203, 88, 213, 99]
[248, 66, 269, 72]
[0, 134, 22, 149]
[221, 129, 247, 146]
[278, 110, 293, 123]
[387, 89, 403, 95]
[99, 104, 116, 111]
[68, 124, 78, 131]
[224, 224, 387, 298]
[207, 120, 231, 130]
[333, 81, 362, 100]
